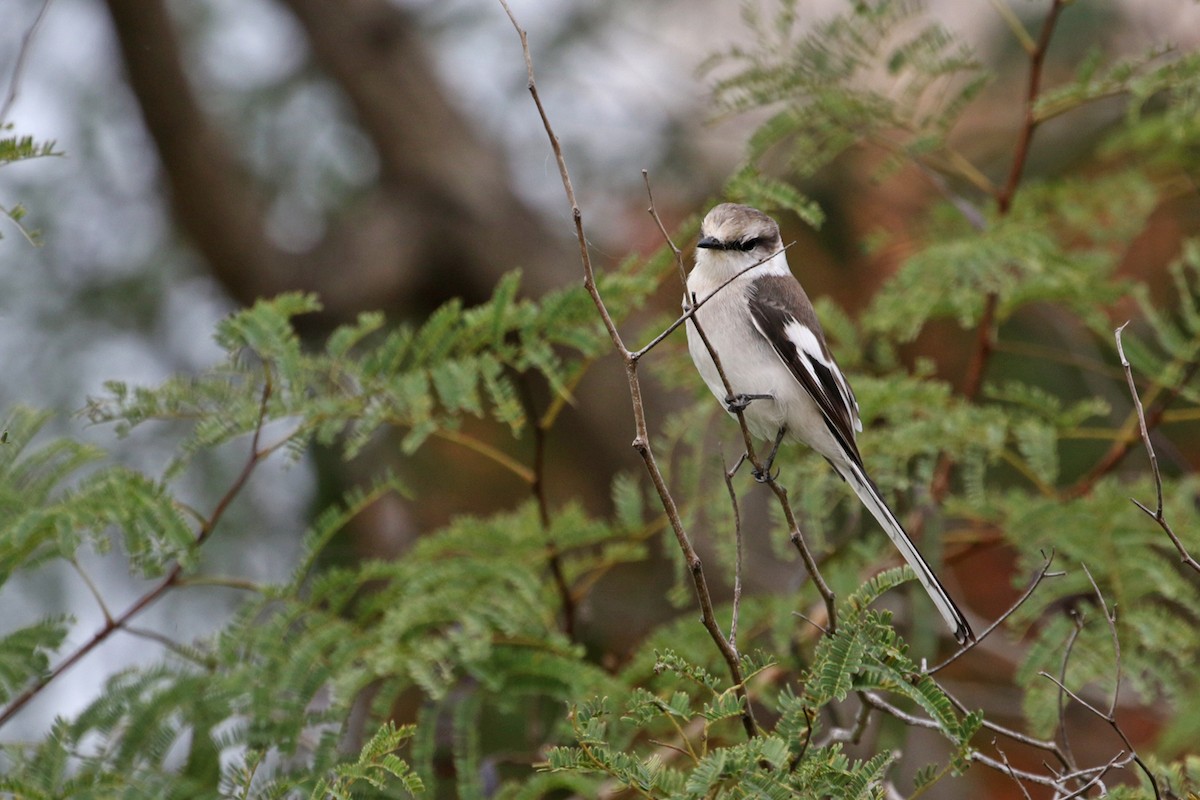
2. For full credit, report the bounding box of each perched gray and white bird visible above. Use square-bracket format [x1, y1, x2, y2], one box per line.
[685, 203, 974, 644]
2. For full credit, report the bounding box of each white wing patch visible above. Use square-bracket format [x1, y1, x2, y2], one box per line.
[783, 319, 862, 433]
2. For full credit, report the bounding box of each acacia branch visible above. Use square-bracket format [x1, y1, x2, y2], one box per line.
[0, 382, 276, 730]
[498, 0, 757, 739]
[929, 0, 1067, 505]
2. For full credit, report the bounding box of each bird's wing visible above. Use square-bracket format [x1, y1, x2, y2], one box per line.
[747, 274, 864, 467]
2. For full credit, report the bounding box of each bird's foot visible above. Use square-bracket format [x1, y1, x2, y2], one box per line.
[751, 464, 780, 483]
[752, 426, 788, 483]
[724, 393, 771, 414]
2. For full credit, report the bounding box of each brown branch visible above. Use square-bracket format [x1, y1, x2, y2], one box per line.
[930, 0, 1067, 504]
[630, 241, 796, 362]
[926, 550, 1061, 674]
[1113, 323, 1200, 572]
[0, 381, 275, 730]
[498, 0, 757, 739]
[1037, 568, 1162, 800]
[1038, 672, 1161, 799]
[996, 0, 1066, 214]
[1067, 357, 1198, 498]
[723, 456, 745, 647]
[1056, 601, 1085, 772]
[993, 741, 1034, 800]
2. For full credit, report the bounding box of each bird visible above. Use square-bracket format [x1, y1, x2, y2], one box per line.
[684, 202, 974, 644]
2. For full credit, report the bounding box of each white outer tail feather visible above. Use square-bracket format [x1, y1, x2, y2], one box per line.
[841, 462, 974, 644]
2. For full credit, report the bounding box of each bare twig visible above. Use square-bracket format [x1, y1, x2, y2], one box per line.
[993, 741, 1034, 800]
[498, 1, 758, 738]
[864, 690, 1089, 796]
[926, 549, 1061, 674]
[1056, 751, 1131, 800]
[1081, 564, 1121, 717]
[1068, 355, 1199, 498]
[642, 171, 688, 286]
[0, 0, 53, 127]
[969, 753, 1062, 790]
[1038, 670, 1162, 799]
[723, 456, 745, 647]
[1114, 323, 1200, 572]
[1056, 604, 1085, 773]
[937, 680, 1070, 769]
[631, 241, 794, 361]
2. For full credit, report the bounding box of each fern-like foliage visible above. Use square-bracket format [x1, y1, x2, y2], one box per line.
[0, 129, 62, 244]
[705, 0, 988, 218]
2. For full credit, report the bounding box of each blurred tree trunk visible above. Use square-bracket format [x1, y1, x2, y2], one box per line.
[102, 0, 632, 552]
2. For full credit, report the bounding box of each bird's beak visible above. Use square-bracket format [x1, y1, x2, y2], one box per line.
[696, 235, 723, 250]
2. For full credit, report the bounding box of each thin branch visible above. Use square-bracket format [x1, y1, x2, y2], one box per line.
[860, 691, 940, 731]
[69, 558, 112, 625]
[0, 0, 53, 127]
[969, 753, 1062, 790]
[1068, 356, 1199, 498]
[993, 741, 1034, 800]
[723, 455, 745, 647]
[432, 427, 536, 484]
[1081, 564, 1121, 717]
[1114, 323, 1200, 572]
[642, 170, 688, 286]
[942, 681, 1069, 767]
[927, 549, 1060, 674]
[1056, 752, 1131, 800]
[498, 0, 757, 738]
[1038, 671, 1162, 799]
[1056, 604, 1085, 772]
[631, 242, 795, 361]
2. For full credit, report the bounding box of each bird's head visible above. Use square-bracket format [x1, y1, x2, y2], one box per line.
[695, 204, 782, 265]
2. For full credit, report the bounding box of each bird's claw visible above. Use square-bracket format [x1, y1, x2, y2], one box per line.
[751, 464, 780, 484]
[724, 393, 767, 414]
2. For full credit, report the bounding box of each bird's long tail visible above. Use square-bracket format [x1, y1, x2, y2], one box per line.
[841, 461, 974, 644]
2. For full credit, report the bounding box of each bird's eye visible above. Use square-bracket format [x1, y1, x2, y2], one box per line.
[736, 237, 762, 251]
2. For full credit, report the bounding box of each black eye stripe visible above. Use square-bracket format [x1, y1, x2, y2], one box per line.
[734, 237, 762, 251]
